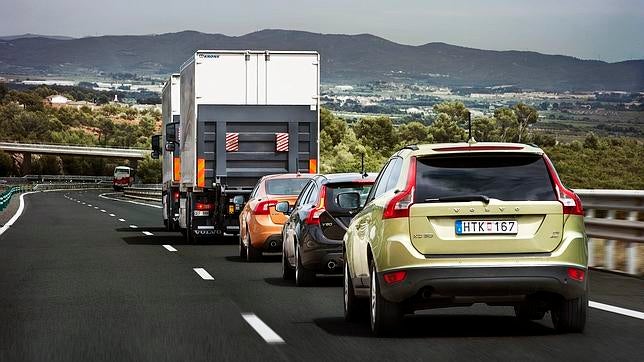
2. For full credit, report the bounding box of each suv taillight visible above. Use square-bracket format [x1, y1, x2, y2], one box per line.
[254, 200, 277, 215]
[305, 186, 327, 225]
[383, 157, 416, 219]
[544, 155, 584, 216]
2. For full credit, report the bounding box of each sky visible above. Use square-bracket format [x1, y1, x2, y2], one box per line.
[1, 0, 643, 62]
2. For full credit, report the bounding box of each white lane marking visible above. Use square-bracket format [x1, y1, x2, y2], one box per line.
[118, 218, 126, 222]
[99, 193, 162, 209]
[100, 209, 106, 213]
[142, 231, 153, 236]
[109, 214, 115, 217]
[129, 225, 138, 229]
[0, 192, 38, 236]
[590, 301, 644, 320]
[82, 202, 86, 205]
[241, 313, 285, 344]
[94, 206, 98, 209]
[193, 268, 214, 280]
[162, 245, 177, 252]
[88, 204, 92, 207]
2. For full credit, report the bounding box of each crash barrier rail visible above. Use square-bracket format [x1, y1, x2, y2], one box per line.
[32, 182, 112, 191]
[116, 186, 642, 275]
[23, 175, 113, 182]
[123, 184, 162, 202]
[576, 189, 643, 276]
[0, 186, 30, 211]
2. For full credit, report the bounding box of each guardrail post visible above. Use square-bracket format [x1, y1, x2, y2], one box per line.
[604, 210, 616, 271]
[586, 208, 595, 267]
[626, 211, 638, 275]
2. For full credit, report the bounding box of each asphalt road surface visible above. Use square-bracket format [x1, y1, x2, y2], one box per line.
[1, 190, 643, 361]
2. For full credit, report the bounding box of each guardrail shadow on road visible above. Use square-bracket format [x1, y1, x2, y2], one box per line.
[314, 314, 555, 338]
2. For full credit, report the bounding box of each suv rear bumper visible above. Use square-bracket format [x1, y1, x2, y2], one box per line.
[377, 265, 587, 304]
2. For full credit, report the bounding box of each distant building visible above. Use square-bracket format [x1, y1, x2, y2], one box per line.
[45, 95, 71, 107]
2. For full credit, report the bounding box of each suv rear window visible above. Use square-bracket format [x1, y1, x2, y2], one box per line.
[414, 153, 556, 202]
[266, 178, 310, 195]
[325, 183, 374, 212]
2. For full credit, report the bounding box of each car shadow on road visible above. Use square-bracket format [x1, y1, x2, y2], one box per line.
[314, 314, 555, 338]
[264, 276, 342, 288]
[225, 255, 282, 263]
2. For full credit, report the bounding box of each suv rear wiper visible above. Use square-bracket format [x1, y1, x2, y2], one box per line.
[425, 195, 491, 204]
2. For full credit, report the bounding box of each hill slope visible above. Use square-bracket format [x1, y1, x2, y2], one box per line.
[0, 29, 642, 91]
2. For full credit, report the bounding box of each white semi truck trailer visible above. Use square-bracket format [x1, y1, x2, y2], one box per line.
[157, 50, 320, 242]
[160, 74, 181, 231]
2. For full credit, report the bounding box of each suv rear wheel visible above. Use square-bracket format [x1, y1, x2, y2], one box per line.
[514, 303, 546, 320]
[239, 233, 247, 259]
[282, 248, 294, 280]
[344, 260, 366, 322]
[295, 244, 315, 286]
[245, 230, 262, 262]
[551, 294, 587, 333]
[369, 261, 402, 336]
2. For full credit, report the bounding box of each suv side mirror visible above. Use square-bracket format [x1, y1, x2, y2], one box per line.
[337, 191, 361, 209]
[275, 201, 291, 214]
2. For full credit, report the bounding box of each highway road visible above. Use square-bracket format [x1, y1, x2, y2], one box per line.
[1, 190, 643, 361]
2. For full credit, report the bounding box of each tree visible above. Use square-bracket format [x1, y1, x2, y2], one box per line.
[428, 113, 466, 143]
[433, 101, 470, 127]
[136, 156, 162, 183]
[397, 121, 433, 145]
[513, 103, 539, 142]
[0, 151, 14, 176]
[472, 116, 497, 142]
[320, 109, 347, 147]
[493, 108, 518, 142]
[0, 83, 8, 102]
[353, 116, 398, 153]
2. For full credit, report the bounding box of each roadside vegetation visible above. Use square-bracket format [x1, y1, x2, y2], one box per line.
[0, 84, 641, 189]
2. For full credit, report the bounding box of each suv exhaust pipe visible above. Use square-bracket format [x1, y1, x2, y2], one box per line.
[327, 260, 336, 270]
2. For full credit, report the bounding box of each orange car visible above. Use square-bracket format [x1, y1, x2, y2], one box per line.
[239, 173, 315, 262]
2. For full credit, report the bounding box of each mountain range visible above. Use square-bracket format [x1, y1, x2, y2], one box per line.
[0, 29, 642, 91]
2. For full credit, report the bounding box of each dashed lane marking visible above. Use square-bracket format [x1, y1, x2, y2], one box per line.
[241, 313, 285, 344]
[109, 214, 115, 217]
[193, 268, 214, 280]
[590, 301, 644, 320]
[118, 218, 126, 222]
[100, 209, 106, 213]
[98, 193, 162, 209]
[162, 245, 177, 252]
[142, 231, 153, 236]
[129, 225, 138, 229]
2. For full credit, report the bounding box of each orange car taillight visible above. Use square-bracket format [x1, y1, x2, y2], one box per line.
[543, 155, 584, 216]
[305, 185, 326, 225]
[383, 157, 416, 219]
[254, 200, 277, 215]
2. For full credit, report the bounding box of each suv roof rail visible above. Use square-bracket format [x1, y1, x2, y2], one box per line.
[403, 145, 419, 151]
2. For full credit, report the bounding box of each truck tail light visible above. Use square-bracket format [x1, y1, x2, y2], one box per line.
[383, 157, 416, 219]
[195, 202, 214, 211]
[543, 155, 584, 215]
[309, 159, 317, 174]
[172, 191, 180, 202]
[254, 200, 277, 215]
[305, 185, 326, 224]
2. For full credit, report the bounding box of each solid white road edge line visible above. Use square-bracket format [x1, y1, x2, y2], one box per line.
[162, 245, 177, 252]
[142, 231, 153, 236]
[241, 313, 285, 344]
[589, 301, 644, 320]
[0, 192, 38, 236]
[98, 192, 162, 209]
[193, 268, 214, 280]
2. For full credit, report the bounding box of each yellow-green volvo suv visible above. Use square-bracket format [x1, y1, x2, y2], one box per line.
[343, 143, 587, 336]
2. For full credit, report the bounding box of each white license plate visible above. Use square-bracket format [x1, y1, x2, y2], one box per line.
[193, 210, 209, 217]
[456, 220, 517, 235]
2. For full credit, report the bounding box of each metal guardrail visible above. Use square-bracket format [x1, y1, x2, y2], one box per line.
[123, 184, 162, 202]
[32, 183, 112, 191]
[22, 175, 113, 182]
[0, 186, 31, 212]
[576, 189, 643, 276]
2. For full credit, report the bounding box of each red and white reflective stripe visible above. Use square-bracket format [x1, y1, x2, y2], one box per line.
[226, 133, 239, 152]
[276, 133, 289, 152]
